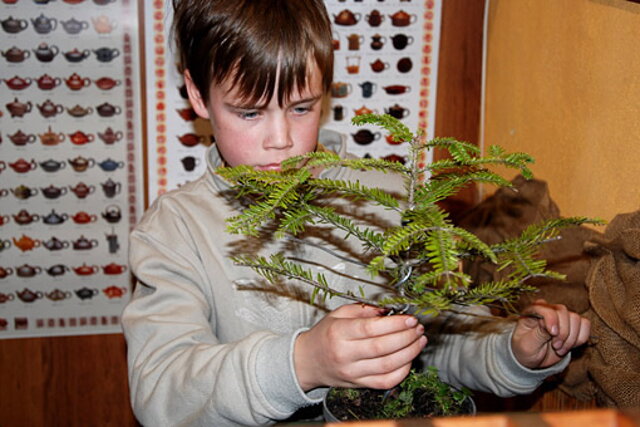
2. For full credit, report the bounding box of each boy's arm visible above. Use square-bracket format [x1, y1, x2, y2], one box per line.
[122, 206, 319, 426]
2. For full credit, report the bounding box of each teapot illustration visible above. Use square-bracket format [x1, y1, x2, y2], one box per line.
[382, 154, 407, 165]
[96, 102, 121, 117]
[0, 293, 15, 304]
[1, 16, 28, 34]
[71, 211, 97, 224]
[177, 133, 204, 147]
[69, 131, 94, 145]
[370, 34, 386, 51]
[39, 159, 66, 173]
[0, 215, 8, 226]
[16, 264, 42, 278]
[13, 234, 40, 252]
[36, 74, 62, 91]
[383, 84, 411, 95]
[66, 104, 93, 118]
[11, 185, 38, 200]
[37, 100, 64, 118]
[13, 210, 40, 226]
[98, 158, 124, 172]
[4, 76, 32, 91]
[389, 10, 417, 27]
[46, 264, 69, 277]
[93, 47, 120, 63]
[16, 288, 43, 303]
[42, 209, 68, 226]
[69, 182, 95, 199]
[333, 9, 360, 26]
[397, 57, 413, 73]
[103, 286, 127, 299]
[73, 235, 98, 250]
[385, 103, 410, 119]
[6, 98, 32, 118]
[9, 158, 37, 173]
[94, 77, 121, 90]
[72, 263, 99, 276]
[46, 289, 72, 302]
[63, 48, 91, 63]
[330, 82, 352, 98]
[74, 287, 99, 300]
[98, 127, 123, 144]
[33, 43, 59, 62]
[106, 228, 119, 254]
[64, 73, 91, 91]
[60, 17, 89, 35]
[351, 129, 381, 145]
[68, 156, 95, 172]
[370, 59, 389, 73]
[353, 105, 377, 117]
[92, 15, 115, 34]
[0, 239, 11, 253]
[358, 81, 377, 98]
[366, 10, 384, 27]
[39, 126, 66, 146]
[0, 267, 13, 279]
[102, 263, 127, 275]
[176, 107, 198, 121]
[101, 205, 121, 224]
[31, 14, 57, 34]
[8, 130, 36, 146]
[41, 185, 67, 200]
[101, 179, 121, 198]
[43, 237, 69, 251]
[94, 0, 117, 4]
[2, 46, 30, 63]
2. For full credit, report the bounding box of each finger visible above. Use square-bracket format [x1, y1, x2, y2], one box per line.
[576, 317, 591, 346]
[331, 303, 387, 319]
[340, 314, 421, 340]
[557, 312, 581, 356]
[357, 364, 413, 390]
[349, 335, 427, 383]
[347, 323, 425, 361]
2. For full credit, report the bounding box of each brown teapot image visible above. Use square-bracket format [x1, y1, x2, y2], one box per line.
[36, 74, 62, 90]
[9, 158, 37, 173]
[33, 43, 59, 62]
[63, 48, 90, 63]
[69, 131, 94, 146]
[0, 292, 15, 304]
[39, 126, 66, 146]
[64, 73, 91, 91]
[46, 264, 69, 277]
[11, 185, 38, 200]
[46, 289, 72, 302]
[66, 104, 93, 118]
[16, 264, 42, 278]
[96, 102, 121, 117]
[71, 211, 97, 224]
[351, 129, 381, 145]
[43, 237, 69, 251]
[68, 156, 95, 172]
[0, 215, 9, 226]
[383, 84, 411, 95]
[13, 209, 40, 225]
[101, 205, 121, 223]
[389, 10, 417, 27]
[0, 239, 11, 252]
[98, 127, 123, 144]
[94, 77, 121, 90]
[2, 46, 30, 63]
[92, 15, 115, 34]
[2, 16, 27, 34]
[74, 287, 99, 300]
[353, 105, 377, 117]
[69, 182, 95, 199]
[72, 235, 98, 250]
[0, 267, 13, 279]
[72, 263, 99, 276]
[101, 179, 121, 198]
[382, 154, 407, 165]
[103, 285, 127, 299]
[102, 263, 127, 275]
[17, 288, 43, 303]
[13, 234, 40, 252]
[176, 107, 198, 121]
[8, 130, 36, 146]
[366, 10, 384, 27]
[385, 103, 410, 119]
[41, 184, 67, 200]
[40, 159, 66, 173]
[4, 76, 32, 90]
[178, 133, 204, 147]
[333, 9, 360, 26]
[37, 100, 64, 118]
[6, 98, 32, 118]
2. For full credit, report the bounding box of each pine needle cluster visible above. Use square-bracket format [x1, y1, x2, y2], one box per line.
[217, 114, 601, 317]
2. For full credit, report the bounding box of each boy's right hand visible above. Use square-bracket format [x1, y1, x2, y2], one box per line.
[293, 304, 427, 391]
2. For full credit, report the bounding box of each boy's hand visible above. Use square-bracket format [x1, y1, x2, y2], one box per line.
[294, 304, 427, 391]
[511, 299, 591, 369]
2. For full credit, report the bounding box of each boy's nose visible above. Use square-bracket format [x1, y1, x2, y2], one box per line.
[264, 115, 292, 150]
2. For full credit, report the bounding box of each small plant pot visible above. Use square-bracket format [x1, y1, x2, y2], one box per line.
[323, 382, 476, 422]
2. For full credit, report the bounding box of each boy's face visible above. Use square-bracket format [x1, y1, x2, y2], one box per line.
[186, 65, 324, 170]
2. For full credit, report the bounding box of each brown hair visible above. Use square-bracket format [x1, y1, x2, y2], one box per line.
[173, 0, 334, 107]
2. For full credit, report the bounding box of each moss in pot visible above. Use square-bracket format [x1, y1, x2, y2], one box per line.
[217, 114, 600, 422]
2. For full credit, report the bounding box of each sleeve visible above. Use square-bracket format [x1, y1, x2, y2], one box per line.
[420, 306, 570, 397]
[121, 201, 322, 426]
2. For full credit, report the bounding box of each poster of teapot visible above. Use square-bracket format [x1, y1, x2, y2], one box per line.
[0, 0, 144, 338]
[143, 0, 442, 200]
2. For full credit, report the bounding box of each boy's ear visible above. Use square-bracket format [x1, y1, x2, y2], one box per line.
[184, 70, 210, 119]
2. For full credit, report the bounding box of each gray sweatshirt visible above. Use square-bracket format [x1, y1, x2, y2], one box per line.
[122, 129, 569, 426]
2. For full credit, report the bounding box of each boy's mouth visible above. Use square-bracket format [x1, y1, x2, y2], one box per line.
[255, 163, 282, 171]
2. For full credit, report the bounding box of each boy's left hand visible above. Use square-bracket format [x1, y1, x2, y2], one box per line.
[511, 299, 591, 369]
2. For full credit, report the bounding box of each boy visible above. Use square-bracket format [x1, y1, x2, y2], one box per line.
[122, 0, 590, 425]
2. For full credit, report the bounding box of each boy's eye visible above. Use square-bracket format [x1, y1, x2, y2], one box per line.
[292, 106, 311, 115]
[238, 110, 259, 119]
